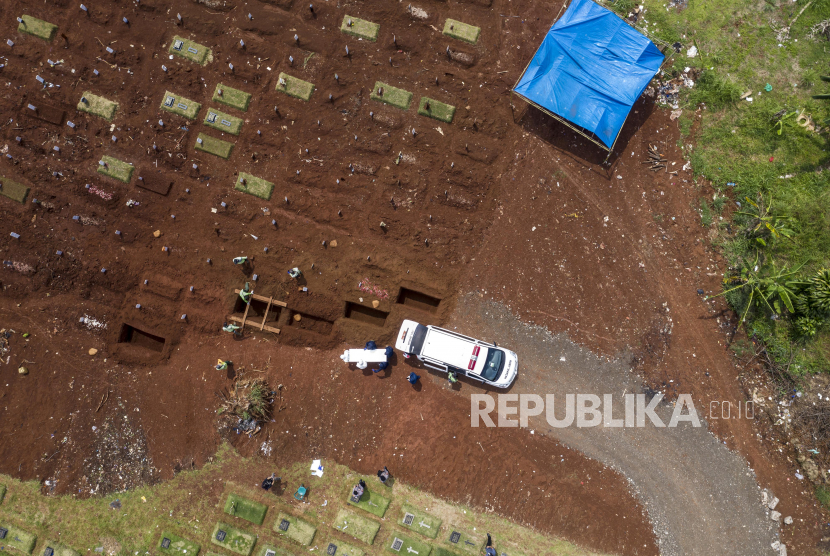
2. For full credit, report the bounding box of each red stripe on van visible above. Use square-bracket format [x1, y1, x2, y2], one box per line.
[468, 345, 480, 370]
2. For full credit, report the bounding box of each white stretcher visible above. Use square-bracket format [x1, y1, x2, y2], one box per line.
[340, 348, 388, 368]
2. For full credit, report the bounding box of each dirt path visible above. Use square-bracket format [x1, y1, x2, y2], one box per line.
[448, 294, 779, 555]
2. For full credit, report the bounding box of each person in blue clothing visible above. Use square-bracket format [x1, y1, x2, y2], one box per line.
[485, 534, 497, 556]
[407, 372, 420, 385]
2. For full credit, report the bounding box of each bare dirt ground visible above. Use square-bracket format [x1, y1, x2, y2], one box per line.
[0, 0, 826, 554]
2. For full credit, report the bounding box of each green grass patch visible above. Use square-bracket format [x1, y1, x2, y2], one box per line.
[160, 91, 201, 120]
[340, 15, 380, 42]
[345, 485, 390, 518]
[0, 484, 5, 503]
[235, 173, 274, 201]
[370, 82, 412, 110]
[385, 534, 431, 556]
[399, 504, 441, 539]
[442, 19, 480, 45]
[272, 512, 315, 546]
[332, 509, 380, 545]
[212, 84, 252, 112]
[417, 97, 455, 124]
[252, 544, 292, 556]
[18, 15, 57, 42]
[169, 36, 211, 65]
[223, 494, 267, 526]
[275, 73, 315, 102]
[0, 523, 36, 554]
[158, 532, 200, 556]
[442, 530, 480, 555]
[195, 133, 234, 160]
[96, 155, 134, 183]
[211, 522, 256, 556]
[433, 549, 460, 556]
[205, 109, 243, 136]
[42, 542, 79, 556]
[77, 92, 118, 121]
[0, 177, 30, 204]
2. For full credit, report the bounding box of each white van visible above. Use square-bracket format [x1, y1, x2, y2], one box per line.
[395, 319, 518, 388]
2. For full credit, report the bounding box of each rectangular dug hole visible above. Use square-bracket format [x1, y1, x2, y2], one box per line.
[418, 97, 456, 124]
[78, 92, 118, 121]
[195, 133, 234, 159]
[97, 156, 134, 183]
[288, 310, 333, 335]
[400, 504, 441, 539]
[160, 91, 201, 120]
[119, 324, 166, 353]
[276, 73, 315, 102]
[273, 512, 316, 546]
[341, 15, 380, 41]
[213, 84, 252, 112]
[396, 288, 441, 313]
[0, 177, 30, 204]
[224, 494, 267, 525]
[443, 19, 480, 45]
[170, 36, 211, 65]
[235, 173, 273, 200]
[211, 522, 256, 556]
[18, 15, 57, 41]
[345, 302, 388, 327]
[158, 532, 200, 556]
[370, 82, 412, 110]
[0, 523, 36, 554]
[205, 109, 243, 136]
[333, 509, 379, 545]
[233, 297, 282, 327]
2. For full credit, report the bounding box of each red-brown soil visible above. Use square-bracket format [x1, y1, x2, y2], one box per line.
[0, 0, 824, 554]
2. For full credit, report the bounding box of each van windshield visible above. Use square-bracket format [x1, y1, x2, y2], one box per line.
[409, 324, 428, 355]
[481, 348, 504, 381]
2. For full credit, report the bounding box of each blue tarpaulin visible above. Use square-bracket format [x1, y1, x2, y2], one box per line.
[513, 0, 664, 149]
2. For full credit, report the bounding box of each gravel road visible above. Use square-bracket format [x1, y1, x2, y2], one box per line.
[448, 293, 781, 556]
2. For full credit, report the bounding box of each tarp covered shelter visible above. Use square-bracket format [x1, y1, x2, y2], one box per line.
[512, 0, 664, 151]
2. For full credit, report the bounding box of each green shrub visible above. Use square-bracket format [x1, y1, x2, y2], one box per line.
[688, 71, 741, 109]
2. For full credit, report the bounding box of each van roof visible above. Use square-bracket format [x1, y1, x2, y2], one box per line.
[422, 328, 489, 375]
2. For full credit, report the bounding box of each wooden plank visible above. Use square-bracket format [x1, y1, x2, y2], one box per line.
[261, 297, 273, 331]
[234, 290, 287, 307]
[240, 298, 251, 328]
[228, 315, 280, 334]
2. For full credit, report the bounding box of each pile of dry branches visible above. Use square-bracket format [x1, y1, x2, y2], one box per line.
[216, 374, 274, 425]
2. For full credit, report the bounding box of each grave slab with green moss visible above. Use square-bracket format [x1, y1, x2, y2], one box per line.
[42, 542, 80, 556]
[0, 177, 30, 204]
[160, 91, 201, 120]
[272, 512, 316, 546]
[399, 504, 441, 539]
[340, 15, 380, 42]
[212, 84, 252, 112]
[345, 485, 390, 518]
[370, 82, 412, 110]
[333, 509, 380, 545]
[275, 73, 315, 102]
[418, 97, 456, 124]
[441, 529, 481, 555]
[195, 133, 234, 159]
[385, 534, 431, 556]
[0, 523, 36, 554]
[223, 494, 267, 526]
[18, 15, 57, 41]
[433, 549, 460, 556]
[323, 539, 364, 556]
[96, 156, 134, 183]
[77, 92, 118, 121]
[442, 19, 480, 45]
[169, 36, 212, 65]
[253, 544, 292, 556]
[211, 522, 256, 556]
[158, 532, 200, 556]
[235, 173, 274, 201]
[205, 109, 243, 136]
